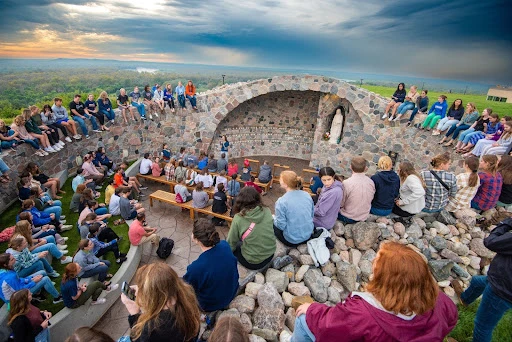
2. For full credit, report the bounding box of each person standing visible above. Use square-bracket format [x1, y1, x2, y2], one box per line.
[220, 135, 230, 162]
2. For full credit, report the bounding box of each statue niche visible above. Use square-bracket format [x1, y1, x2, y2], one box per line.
[328, 106, 346, 144]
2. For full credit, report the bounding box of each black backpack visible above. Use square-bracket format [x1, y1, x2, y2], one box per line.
[156, 238, 174, 259]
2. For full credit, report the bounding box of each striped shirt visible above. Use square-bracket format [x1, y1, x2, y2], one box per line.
[445, 172, 480, 212]
[421, 170, 457, 211]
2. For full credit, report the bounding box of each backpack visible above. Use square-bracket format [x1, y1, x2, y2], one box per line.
[175, 192, 183, 203]
[156, 238, 174, 259]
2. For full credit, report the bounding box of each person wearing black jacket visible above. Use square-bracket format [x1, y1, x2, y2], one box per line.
[370, 156, 400, 216]
[452, 218, 512, 342]
[8, 289, 51, 342]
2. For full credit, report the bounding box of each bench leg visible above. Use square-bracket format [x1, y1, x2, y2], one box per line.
[189, 208, 195, 220]
[150, 197, 153, 207]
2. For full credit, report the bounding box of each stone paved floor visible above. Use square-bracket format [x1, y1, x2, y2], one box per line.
[94, 157, 311, 339]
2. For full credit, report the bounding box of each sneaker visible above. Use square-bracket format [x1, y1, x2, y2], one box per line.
[52, 144, 62, 151]
[119, 252, 127, 258]
[65, 136, 73, 142]
[105, 284, 119, 293]
[107, 171, 114, 176]
[48, 271, 60, 278]
[73, 135, 81, 140]
[381, 113, 388, 119]
[141, 116, 147, 120]
[32, 293, 46, 302]
[149, 114, 153, 120]
[406, 122, 412, 127]
[95, 185, 102, 190]
[93, 129, 102, 133]
[42, 150, 49, 156]
[60, 225, 73, 232]
[61, 215, 66, 219]
[58, 244, 68, 250]
[85, 135, 90, 139]
[153, 113, 159, 118]
[60, 219, 66, 224]
[91, 298, 106, 305]
[116, 256, 127, 264]
[393, 116, 400, 122]
[58, 141, 65, 147]
[60, 256, 72, 264]
[110, 120, 115, 124]
[60, 250, 69, 255]
[35, 151, 46, 157]
[139, 193, 146, 197]
[46, 147, 57, 153]
[139, 186, 148, 190]
[52, 296, 63, 304]
[61, 236, 69, 241]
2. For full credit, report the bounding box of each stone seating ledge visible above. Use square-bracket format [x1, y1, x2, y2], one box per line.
[0, 159, 143, 342]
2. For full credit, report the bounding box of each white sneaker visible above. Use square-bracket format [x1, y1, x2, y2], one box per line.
[73, 135, 81, 140]
[61, 215, 66, 219]
[60, 225, 73, 232]
[58, 141, 65, 147]
[58, 244, 68, 250]
[46, 147, 56, 153]
[110, 120, 115, 124]
[149, 114, 153, 120]
[153, 112, 159, 117]
[35, 150, 45, 157]
[91, 298, 106, 305]
[85, 135, 90, 139]
[61, 236, 69, 241]
[388, 117, 393, 121]
[381, 114, 388, 119]
[393, 116, 400, 122]
[93, 129, 102, 133]
[65, 137, 73, 143]
[42, 150, 49, 156]
[60, 256, 72, 264]
[105, 284, 119, 293]
[60, 219, 66, 224]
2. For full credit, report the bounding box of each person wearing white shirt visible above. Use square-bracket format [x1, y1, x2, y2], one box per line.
[139, 153, 152, 175]
[153, 85, 165, 113]
[109, 189, 122, 216]
[195, 169, 214, 188]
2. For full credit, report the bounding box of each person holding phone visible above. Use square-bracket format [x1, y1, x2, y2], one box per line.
[8, 289, 52, 342]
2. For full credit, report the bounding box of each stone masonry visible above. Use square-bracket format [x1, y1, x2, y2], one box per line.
[0, 75, 464, 213]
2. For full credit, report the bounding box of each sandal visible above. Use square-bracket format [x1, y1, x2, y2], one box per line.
[113, 219, 125, 226]
[103, 281, 111, 287]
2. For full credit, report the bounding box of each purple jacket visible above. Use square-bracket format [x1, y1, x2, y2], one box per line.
[306, 292, 458, 342]
[313, 180, 343, 229]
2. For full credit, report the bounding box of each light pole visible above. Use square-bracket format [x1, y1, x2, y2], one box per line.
[222, 75, 226, 85]
[464, 85, 468, 95]
[360, 79, 363, 86]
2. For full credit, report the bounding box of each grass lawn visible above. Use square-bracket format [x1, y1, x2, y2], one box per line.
[361, 85, 512, 117]
[449, 302, 512, 342]
[0, 176, 130, 313]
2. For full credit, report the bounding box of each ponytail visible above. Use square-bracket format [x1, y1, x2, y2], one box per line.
[464, 157, 479, 187]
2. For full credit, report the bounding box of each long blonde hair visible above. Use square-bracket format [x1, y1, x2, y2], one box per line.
[131, 263, 200, 341]
[99, 91, 108, 100]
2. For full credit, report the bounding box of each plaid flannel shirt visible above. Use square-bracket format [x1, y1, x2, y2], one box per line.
[472, 172, 503, 211]
[445, 172, 480, 212]
[421, 170, 458, 211]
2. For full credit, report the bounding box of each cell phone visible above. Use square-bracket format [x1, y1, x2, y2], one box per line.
[121, 281, 136, 300]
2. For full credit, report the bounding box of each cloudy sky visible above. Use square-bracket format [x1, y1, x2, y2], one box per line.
[0, 0, 511, 83]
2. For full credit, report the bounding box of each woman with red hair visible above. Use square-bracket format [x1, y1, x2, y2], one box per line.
[291, 241, 458, 342]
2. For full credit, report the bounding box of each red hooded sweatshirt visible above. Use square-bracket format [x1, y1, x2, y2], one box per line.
[306, 292, 457, 342]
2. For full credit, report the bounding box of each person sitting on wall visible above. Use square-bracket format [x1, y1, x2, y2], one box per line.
[274, 171, 314, 247]
[185, 80, 198, 110]
[69, 94, 100, 139]
[128, 212, 160, 247]
[338, 157, 375, 224]
[381, 83, 406, 120]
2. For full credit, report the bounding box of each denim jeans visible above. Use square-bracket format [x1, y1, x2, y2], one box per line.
[131, 102, 146, 117]
[397, 101, 415, 115]
[458, 127, 476, 142]
[370, 206, 392, 216]
[32, 242, 63, 259]
[437, 118, 459, 131]
[100, 109, 115, 121]
[21, 138, 40, 149]
[291, 315, 316, 342]
[186, 95, 197, 107]
[81, 260, 111, 281]
[1, 130, 17, 149]
[42, 200, 62, 221]
[337, 213, 358, 224]
[35, 328, 50, 342]
[446, 123, 470, 139]
[461, 130, 480, 144]
[422, 207, 442, 213]
[17, 258, 54, 278]
[29, 270, 60, 298]
[40, 235, 56, 244]
[461, 275, 512, 342]
[72, 116, 89, 136]
[177, 94, 186, 108]
[0, 158, 9, 174]
[95, 207, 108, 216]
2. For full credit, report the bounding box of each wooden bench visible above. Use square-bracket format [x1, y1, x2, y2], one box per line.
[272, 164, 290, 184]
[149, 190, 232, 225]
[210, 172, 271, 193]
[246, 158, 260, 177]
[136, 173, 175, 192]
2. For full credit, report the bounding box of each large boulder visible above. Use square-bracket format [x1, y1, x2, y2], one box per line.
[265, 268, 289, 293]
[430, 236, 447, 251]
[405, 222, 423, 239]
[229, 295, 256, 314]
[336, 261, 357, 292]
[252, 307, 286, 332]
[469, 238, 495, 258]
[245, 282, 264, 299]
[428, 260, 454, 281]
[303, 268, 328, 302]
[295, 265, 309, 282]
[257, 283, 285, 310]
[351, 222, 381, 250]
[436, 210, 457, 225]
[287, 282, 311, 297]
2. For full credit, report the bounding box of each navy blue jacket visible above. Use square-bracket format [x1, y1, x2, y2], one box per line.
[370, 171, 400, 210]
[183, 240, 239, 312]
[485, 218, 512, 304]
[392, 90, 406, 103]
[447, 107, 464, 121]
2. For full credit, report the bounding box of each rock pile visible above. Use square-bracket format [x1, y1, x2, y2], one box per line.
[207, 209, 499, 342]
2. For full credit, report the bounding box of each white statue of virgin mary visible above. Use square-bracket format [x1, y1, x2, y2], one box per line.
[329, 108, 343, 144]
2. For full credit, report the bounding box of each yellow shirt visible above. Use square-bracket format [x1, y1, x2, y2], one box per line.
[105, 185, 115, 205]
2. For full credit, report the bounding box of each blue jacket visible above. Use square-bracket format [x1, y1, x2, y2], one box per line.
[428, 101, 448, 118]
[89, 236, 116, 256]
[447, 106, 464, 121]
[198, 157, 208, 170]
[274, 190, 314, 244]
[309, 176, 323, 194]
[183, 241, 239, 311]
[0, 269, 35, 303]
[17, 208, 52, 226]
[97, 98, 113, 112]
[95, 151, 112, 167]
[163, 89, 174, 100]
[371, 170, 401, 210]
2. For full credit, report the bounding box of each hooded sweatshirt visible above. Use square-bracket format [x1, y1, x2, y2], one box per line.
[227, 206, 276, 264]
[0, 269, 35, 303]
[314, 180, 343, 229]
[73, 249, 102, 277]
[258, 164, 272, 183]
[305, 292, 457, 342]
[371, 171, 401, 210]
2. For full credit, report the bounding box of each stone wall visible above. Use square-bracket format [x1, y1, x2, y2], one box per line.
[0, 75, 464, 213]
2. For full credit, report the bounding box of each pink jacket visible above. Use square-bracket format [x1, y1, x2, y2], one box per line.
[82, 161, 102, 177]
[306, 292, 457, 342]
